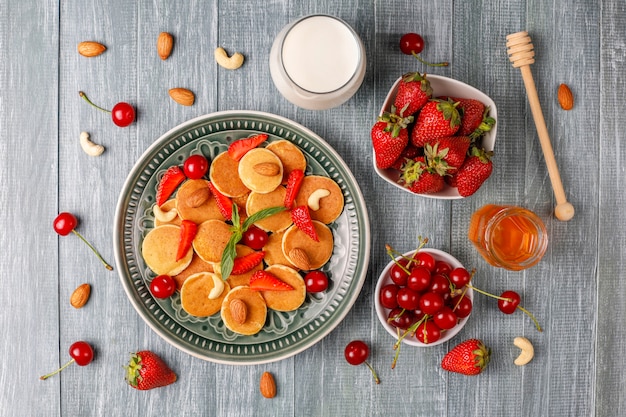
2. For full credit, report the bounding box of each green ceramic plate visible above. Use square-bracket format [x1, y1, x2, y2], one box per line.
[114, 111, 370, 364]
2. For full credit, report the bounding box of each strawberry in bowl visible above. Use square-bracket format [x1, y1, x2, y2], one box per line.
[372, 74, 497, 199]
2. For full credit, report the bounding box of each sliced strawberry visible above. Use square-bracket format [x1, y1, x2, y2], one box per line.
[231, 251, 265, 275]
[290, 205, 319, 242]
[284, 169, 305, 208]
[227, 133, 269, 161]
[176, 220, 197, 261]
[156, 166, 186, 206]
[249, 270, 294, 291]
[207, 182, 233, 220]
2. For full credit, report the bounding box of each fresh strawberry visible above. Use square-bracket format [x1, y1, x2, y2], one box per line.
[227, 133, 268, 161]
[400, 156, 445, 194]
[411, 99, 461, 147]
[124, 350, 177, 390]
[450, 97, 495, 139]
[175, 220, 197, 261]
[371, 111, 413, 169]
[156, 166, 186, 206]
[393, 71, 433, 117]
[249, 270, 294, 291]
[441, 339, 491, 376]
[208, 182, 233, 220]
[424, 136, 471, 173]
[390, 143, 421, 170]
[284, 169, 305, 208]
[455, 147, 493, 197]
[231, 250, 265, 275]
[290, 205, 319, 241]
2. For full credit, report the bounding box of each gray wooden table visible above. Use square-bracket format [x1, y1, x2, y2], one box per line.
[2, 0, 624, 416]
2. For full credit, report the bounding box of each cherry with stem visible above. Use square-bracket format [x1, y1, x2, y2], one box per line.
[53, 212, 113, 271]
[344, 340, 380, 384]
[40, 341, 94, 380]
[468, 284, 542, 332]
[79, 91, 135, 127]
[399, 33, 449, 67]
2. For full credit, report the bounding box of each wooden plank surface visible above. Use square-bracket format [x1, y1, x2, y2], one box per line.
[1, 0, 624, 416]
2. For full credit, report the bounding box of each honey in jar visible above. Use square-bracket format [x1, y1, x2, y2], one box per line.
[468, 205, 548, 271]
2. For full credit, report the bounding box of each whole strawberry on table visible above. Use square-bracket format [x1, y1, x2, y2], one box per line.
[372, 72, 496, 197]
[124, 350, 177, 390]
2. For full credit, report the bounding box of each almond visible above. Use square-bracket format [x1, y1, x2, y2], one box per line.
[259, 372, 277, 398]
[253, 162, 280, 177]
[288, 247, 311, 270]
[169, 88, 195, 106]
[157, 32, 174, 60]
[557, 83, 574, 110]
[186, 186, 210, 208]
[70, 283, 91, 308]
[77, 41, 106, 57]
[229, 298, 247, 324]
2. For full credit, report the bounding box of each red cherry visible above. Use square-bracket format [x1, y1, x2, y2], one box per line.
[449, 267, 471, 288]
[241, 225, 268, 250]
[451, 294, 472, 318]
[304, 271, 329, 293]
[407, 266, 431, 292]
[419, 291, 444, 315]
[111, 102, 135, 127]
[183, 154, 209, 179]
[415, 320, 441, 344]
[428, 273, 450, 295]
[387, 307, 415, 329]
[344, 340, 380, 384]
[396, 287, 420, 310]
[412, 251, 436, 272]
[53, 212, 113, 270]
[433, 306, 458, 330]
[389, 260, 409, 286]
[150, 274, 177, 299]
[53, 212, 78, 236]
[379, 284, 399, 309]
[40, 341, 94, 380]
[433, 260, 452, 276]
[399, 33, 425, 55]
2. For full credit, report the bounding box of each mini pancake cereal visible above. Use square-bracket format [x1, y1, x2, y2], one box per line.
[141, 133, 346, 336]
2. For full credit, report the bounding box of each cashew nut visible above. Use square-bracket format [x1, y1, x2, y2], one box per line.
[214, 47, 244, 70]
[307, 188, 331, 211]
[80, 131, 104, 156]
[208, 273, 225, 299]
[513, 336, 534, 366]
[153, 204, 178, 223]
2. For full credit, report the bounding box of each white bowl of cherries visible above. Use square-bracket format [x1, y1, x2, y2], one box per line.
[374, 245, 474, 348]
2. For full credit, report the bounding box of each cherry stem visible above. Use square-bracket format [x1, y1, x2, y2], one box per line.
[40, 358, 74, 380]
[411, 51, 449, 67]
[391, 314, 429, 369]
[79, 91, 111, 114]
[385, 236, 429, 274]
[72, 230, 113, 270]
[364, 361, 380, 384]
[452, 286, 469, 312]
[517, 305, 543, 332]
[466, 284, 510, 301]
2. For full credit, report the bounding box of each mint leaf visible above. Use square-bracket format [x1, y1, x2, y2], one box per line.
[242, 206, 286, 231]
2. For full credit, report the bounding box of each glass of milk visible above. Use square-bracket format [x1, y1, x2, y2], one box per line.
[269, 15, 366, 110]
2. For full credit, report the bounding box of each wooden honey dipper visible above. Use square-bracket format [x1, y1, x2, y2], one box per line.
[506, 31, 574, 221]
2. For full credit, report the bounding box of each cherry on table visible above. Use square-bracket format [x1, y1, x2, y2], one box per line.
[344, 340, 380, 384]
[399, 32, 449, 67]
[79, 91, 135, 127]
[40, 341, 94, 380]
[498, 290, 542, 332]
[53, 212, 113, 271]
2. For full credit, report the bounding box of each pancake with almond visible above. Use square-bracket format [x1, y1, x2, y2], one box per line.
[266, 140, 307, 184]
[260, 265, 306, 312]
[282, 221, 334, 270]
[245, 186, 293, 232]
[238, 148, 283, 194]
[192, 219, 233, 264]
[262, 229, 297, 269]
[142, 225, 193, 275]
[176, 179, 225, 224]
[221, 285, 267, 335]
[294, 175, 344, 224]
[209, 151, 250, 197]
[180, 272, 230, 317]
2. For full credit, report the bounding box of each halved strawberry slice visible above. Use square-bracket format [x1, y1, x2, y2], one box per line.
[284, 169, 305, 208]
[249, 270, 294, 291]
[176, 220, 197, 261]
[231, 250, 265, 275]
[227, 133, 268, 161]
[290, 205, 319, 242]
[156, 166, 186, 206]
[207, 182, 233, 220]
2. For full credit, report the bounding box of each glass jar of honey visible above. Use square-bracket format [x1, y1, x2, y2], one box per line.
[468, 205, 548, 271]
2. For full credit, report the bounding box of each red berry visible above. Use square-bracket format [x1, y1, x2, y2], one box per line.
[415, 320, 441, 344]
[379, 284, 400, 309]
[399, 33, 425, 55]
[111, 102, 135, 127]
[183, 154, 209, 179]
[53, 212, 78, 236]
[419, 291, 444, 315]
[241, 225, 268, 250]
[389, 260, 409, 286]
[407, 266, 431, 291]
[150, 275, 177, 299]
[433, 306, 458, 330]
[451, 294, 473, 318]
[344, 340, 369, 365]
[304, 271, 329, 293]
[413, 251, 436, 272]
[433, 260, 452, 276]
[449, 267, 471, 288]
[387, 308, 415, 329]
[69, 341, 95, 366]
[428, 273, 450, 294]
[396, 287, 420, 310]
[498, 290, 521, 314]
